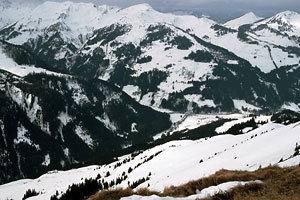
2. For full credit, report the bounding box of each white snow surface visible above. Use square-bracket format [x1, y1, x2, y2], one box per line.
[215, 115, 271, 134]
[5, 1, 216, 47]
[256, 11, 300, 36]
[211, 11, 300, 73]
[233, 100, 261, 112]
[74, 126, 94, 149]
[0, 1, 33, 29]
[224, 12, 263, 29]
[42, 154, 51, 166]
[13, 124, 40, 150]
[1, 117, 300, 200]
[281, 102, 300, 112]
[57, 112, 72, 126]
[67, 80, 90, 105]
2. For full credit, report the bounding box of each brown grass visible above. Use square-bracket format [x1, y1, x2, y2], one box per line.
[88, 165, 300, 200]
[202, 165, 300, 200]
[88, 188, 133, 200]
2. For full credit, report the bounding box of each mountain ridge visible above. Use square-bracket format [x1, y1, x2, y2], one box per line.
[0, 2, 299, 113]
[224, 12, 263, 29]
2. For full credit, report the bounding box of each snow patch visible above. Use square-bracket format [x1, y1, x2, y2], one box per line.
[63, 148, 70, 158]
[0, 47, 60, 77]
[57, 112, 72, 126]
[42, 154, 51, 166]
[216, 117, 253, 134]
[123, 85, 141, 102]
[281, 102, 300, 112]
[67, 81, 89, 105]
[233, 99, 261, 112]
[131, 123, 138, 133]
[13, 124, 40, 150]
[227, 60, 239, 65]
[74, 125, 94, 149]
[96, 114, 117, 132]
[184, 95, 216, 108]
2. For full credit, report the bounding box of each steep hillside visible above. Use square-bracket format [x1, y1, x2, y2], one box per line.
[1, 113, 299, 200]
[0, 42, 171, 184]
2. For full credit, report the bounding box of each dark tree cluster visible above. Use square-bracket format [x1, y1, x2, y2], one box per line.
[271, 109, 300, 125]
[22, 189, 39, 200]
[50, 177, 101, 200]
[223, 118, 258, 135]
[129, 175, 151, 189]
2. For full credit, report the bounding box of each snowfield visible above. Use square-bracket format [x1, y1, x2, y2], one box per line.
[1, 115, 300, 200]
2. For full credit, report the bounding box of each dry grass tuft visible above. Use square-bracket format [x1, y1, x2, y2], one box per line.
[202, 165, 300, 200]
[161, 168, 260, 197]
[88, 188, 133, 200]
[88, 165, 300, 200]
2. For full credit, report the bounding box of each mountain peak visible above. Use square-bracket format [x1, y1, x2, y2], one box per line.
[224, 12, 263, 29]
[122, 3, 155, 14]
[261, 10, 300, 33]
[270, 10, 300, 26]
[244, 12, 258, 18]
[275, 10, 299, 18]
[128, 3, 153, 11]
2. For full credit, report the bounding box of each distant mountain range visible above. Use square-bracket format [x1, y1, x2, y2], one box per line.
[0, 0, 299, 184]
[1, 1, 299, 113]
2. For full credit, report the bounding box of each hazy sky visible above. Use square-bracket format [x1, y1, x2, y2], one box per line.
[12, 0, 300, 21]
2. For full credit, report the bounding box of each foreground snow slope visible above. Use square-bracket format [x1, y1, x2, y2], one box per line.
[1, 117, 300, 200]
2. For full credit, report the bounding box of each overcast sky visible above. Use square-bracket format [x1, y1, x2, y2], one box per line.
[13, 0, 300, 21]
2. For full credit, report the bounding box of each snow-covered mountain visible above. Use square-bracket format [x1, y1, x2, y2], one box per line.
[0, 41, 172, 184]
[1, 111, 299, 200]
[212, 10, 300, 73]
[224, 12, 263, 29]
[0, 2, 299, 198]
[0, 0, 34, 29]
[258, 11, 300, 36]
[0, 2, 299, 113]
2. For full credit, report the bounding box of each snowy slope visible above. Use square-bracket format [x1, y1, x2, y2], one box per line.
[1, 2, 216, 46]
[0, 46, 58, 76]
[0, 68, 171, 184]
[224, 12, 263, 29]
[2, 1, 118, 46]
[1, 116, 300, 200]
[255, 11, 300, 37]
[0, 0, 33, 29]
[211, 12, 300, 73]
